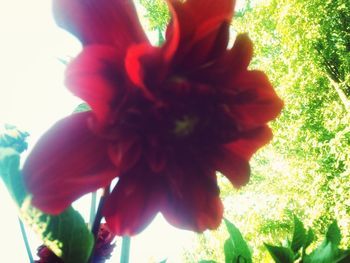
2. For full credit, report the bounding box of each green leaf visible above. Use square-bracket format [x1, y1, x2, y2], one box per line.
[335, 249, 350, 263]
[265, 244, 294, 263]
[0, 124, 29, 153]
[20, 197, 94, 263]
[326, 221, 341, 247]
[291, 216, 306, 253]
[306, 241, 334, 263]
[304, 229, 315, 249]
[224, 218, 252, 263]
[306, 222, 341, 263]
[0, 147, 26, 204]
[157, 27, 165, 45]
[198, 260, 217, 263]
[224, 238, 235, 263]
[73, 103, 91, 113]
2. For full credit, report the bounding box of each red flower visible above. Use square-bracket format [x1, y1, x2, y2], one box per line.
[35, 224, 115, 263]
[35, 245, 63, 263]
[94, 223, 116, 261]
[23, 0, 283, 235]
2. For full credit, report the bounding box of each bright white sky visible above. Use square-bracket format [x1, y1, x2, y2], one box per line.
[0, 0, 246, 262]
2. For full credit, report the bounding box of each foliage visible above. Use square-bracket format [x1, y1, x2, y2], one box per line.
[73, 102, 91, 113]
[0, 126, 94, 263]
[223, 218, 252, 263]
[0, 124, 29, 153]
[199, 218, 350, 263]
[264, 218, 350, 263]
[138, 0, 170, 31]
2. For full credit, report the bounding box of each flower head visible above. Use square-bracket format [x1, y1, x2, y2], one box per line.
[23, 0, 283, 235]
[94, 223, 116, 261]
[35, 224, 115, 263]
[35, 245, 63, 263]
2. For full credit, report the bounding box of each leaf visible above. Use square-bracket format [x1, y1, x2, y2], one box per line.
[224, 219, 252, 263]
[20, 197, 94, 263]
[73, 103, 91, 113]
[0, 147, 26, 204]
[291, 216, 306, 253]
[335, 249, 350, 263]
[304, 229, 315, 250]
[306, 222, 341, 263]
[326, 221, 341, 247]
[0, 124, 29, 153]
[224, 238, 235, 263]
[265, 244, 294, 263]
[306, 242, 334, 263]
[157, 27, 165, 45]
[0, 147, 94, 263]
[198, 260, 217, 263]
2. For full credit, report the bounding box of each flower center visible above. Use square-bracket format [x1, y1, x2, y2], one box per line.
[173, 115, 198, 137]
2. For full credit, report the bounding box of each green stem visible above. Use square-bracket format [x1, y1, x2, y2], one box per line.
[120, 236, 131, 263]
[89, 192, 97, 229]
[18, 217, 33, 263]
[88, 186, 110, 263]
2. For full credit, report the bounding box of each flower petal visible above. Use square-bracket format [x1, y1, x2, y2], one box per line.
[187, 34, 253, 84]
[124, 43, 161, 100]
[227, 34, 254, 73]
[162, 164, 223, 231]
[228, 126, 273, 160]
[66, 45, 122, 124]
[166, 0, 234, 65]
[103, 172, 164, 235]
[23, 112, 117, 214]
[108, 135, 142, 173]
[228, 70, 284, 127]
[53, 0, 148, 47]
[214, 147, 250, 187]
[170, 0, 234, 42]
[125, 43, 174, 102]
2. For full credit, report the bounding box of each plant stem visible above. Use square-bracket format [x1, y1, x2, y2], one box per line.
[120, 236, 131, 263]
[18, 217, 34, 263]
[88, 186, 110, 263]
[92, 186, 109, 238]
[89, 192, 97, 229]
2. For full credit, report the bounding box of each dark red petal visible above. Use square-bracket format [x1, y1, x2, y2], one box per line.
[228, 70, 284, 127]
[228, 126, 273, 160]
[214, 147, 250, 187]
[187, 34, 253, 84]
[166, 0, 234, 64]
[170, 0, 234, 41]
[53, 0, 148, 47]
[125, 43, 171, 101]
[23, 112, 117, 214]
[162, 165, 223, 231]
[227, 34, 254, 73]
[124, 43, 160, 100]
[146, 136, 167, 173]
[66, 45, 121, 124]
[108, 136, 142, 173]
[103, 172, 164, 236]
